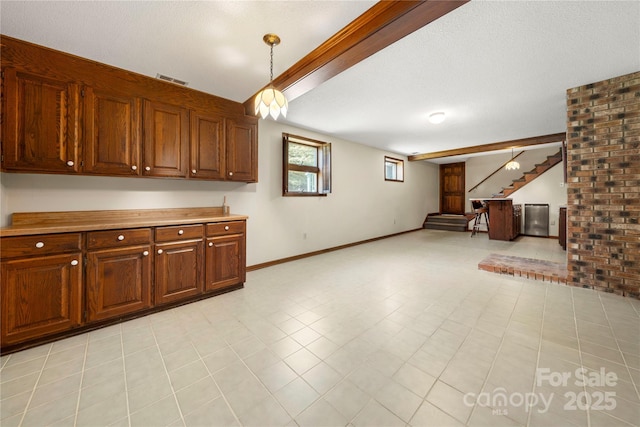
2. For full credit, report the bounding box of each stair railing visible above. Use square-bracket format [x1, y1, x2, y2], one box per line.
[468, 151, 525, 193]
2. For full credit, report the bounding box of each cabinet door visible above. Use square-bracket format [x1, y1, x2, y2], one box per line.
[155, 240, 203, 305]
[86, 245, 152, 322]
[205, 234, 245, 292]
[143, 100, 189, 177]
[225, 117, 257, 182]
[1, 253, 82, 345]
[190, 111, 225, 179]
[2, 68, 80, 173]
[83, 87, 141, 175]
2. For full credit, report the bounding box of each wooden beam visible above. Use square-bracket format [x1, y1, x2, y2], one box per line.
[408, 132, 567, 161]
[243, 0, 469, 115]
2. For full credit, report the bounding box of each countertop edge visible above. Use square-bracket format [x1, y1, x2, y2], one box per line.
[0, 214, 248, 237]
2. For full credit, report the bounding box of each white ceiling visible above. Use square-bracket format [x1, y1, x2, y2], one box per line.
[2, 1, 639, 163]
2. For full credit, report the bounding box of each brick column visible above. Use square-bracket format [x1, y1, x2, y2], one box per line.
[566, 71, 640, 297]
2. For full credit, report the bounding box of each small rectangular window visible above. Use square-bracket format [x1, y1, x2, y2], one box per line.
[283, 133, 331, 196]
[384, 156, 404, 182]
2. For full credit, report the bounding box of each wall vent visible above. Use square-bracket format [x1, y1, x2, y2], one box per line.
[156, 74, 188, 86]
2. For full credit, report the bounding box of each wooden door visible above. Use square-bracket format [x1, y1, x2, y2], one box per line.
[190, 110, 225, 179]
[205, 234, 245, 292]
[2, 68, 80, 173]
[83, 87, 141, 175]
[86, 246, 152, 322]
[225, 117, 257, 182]
[142, 100, 189, 177]
[1, 253, 82, 345]
[440, 162, 465, 214]
[155, 240, 203, 305]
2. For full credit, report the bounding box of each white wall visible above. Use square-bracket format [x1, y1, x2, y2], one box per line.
[0, 119, 439, 266]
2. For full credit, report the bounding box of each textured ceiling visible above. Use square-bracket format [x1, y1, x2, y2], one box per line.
[2, 1, 639, 162]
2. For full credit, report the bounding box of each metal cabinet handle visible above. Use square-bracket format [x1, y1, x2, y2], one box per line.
[157, 249, 163, 254]
[35, 241, 45, 248]
[71, 260, 79, 266]
[117, 235, 125, 241]
[66, 160, 74, 167]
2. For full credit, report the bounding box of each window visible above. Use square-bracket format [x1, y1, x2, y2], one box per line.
[283, 133, 331, 196]
[384, 156, 404, 182]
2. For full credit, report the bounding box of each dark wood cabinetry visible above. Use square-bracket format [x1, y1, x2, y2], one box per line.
[143, 100, 190, 178]
[0, 234, 83, 345]
[1, 35, 258, 183]
[559, 207, 567, 250]
[190, 110, 225, 179]
[488, 199, 521, 241]
[206, 221, 246, 291]
[0, 208, 246, 353]
[86, 228, 153, 322]
[226, 119, 258, 182]
[83, 87, 141, 176]
[2, 68, 80, 173]
[155, 225, 204, 304]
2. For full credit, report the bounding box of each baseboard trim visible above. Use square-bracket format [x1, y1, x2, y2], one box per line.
[247, 228, 422, 272]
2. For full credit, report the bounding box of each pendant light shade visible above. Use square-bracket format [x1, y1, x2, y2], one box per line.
[255, 34, 288, 120]
[505, 148, 520, 170]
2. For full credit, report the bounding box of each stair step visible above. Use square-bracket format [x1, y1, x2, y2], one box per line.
[423, 214, 470, 232]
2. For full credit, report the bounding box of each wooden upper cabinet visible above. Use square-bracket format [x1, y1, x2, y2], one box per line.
[225, 117, 257, 182]
[190, 110, 225, 180]
[83, 87, 141, 175]
[143, 100, 189, 178]
[2, 68, 80, 173]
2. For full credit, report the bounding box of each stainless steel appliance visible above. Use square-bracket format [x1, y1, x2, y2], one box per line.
[524, 204, 549, 237]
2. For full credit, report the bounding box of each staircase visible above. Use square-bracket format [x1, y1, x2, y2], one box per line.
[424, 214, 474, 232]
[493, 149, 563, 198]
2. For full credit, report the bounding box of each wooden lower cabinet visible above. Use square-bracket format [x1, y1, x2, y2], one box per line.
[488, 199, 521, 241]
[206, 235, 245, 292]
[155, 240, 203, 304]
[0, 209, 246, 353]
[1, 253, 82, 345]
[86, 245, 152, 322]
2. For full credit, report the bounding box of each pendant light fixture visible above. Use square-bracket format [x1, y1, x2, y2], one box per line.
[505, 148, 520, 170]
[254, 33, 288, 120]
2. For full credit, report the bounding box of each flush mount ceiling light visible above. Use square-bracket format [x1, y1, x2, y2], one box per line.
[428, 112, 446, 124]
[505, 148, 520, 170]
[254, 33, 288, 120]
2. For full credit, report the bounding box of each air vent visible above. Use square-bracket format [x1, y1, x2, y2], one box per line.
[156, 74, 188, 86]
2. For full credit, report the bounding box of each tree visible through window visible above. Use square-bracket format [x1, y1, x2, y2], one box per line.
[283, 133, 331, 196]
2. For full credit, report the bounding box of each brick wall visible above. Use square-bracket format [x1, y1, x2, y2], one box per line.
[566, 71, 640, 297]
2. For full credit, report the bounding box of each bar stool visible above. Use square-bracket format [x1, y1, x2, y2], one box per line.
[471, 200, 489, 237]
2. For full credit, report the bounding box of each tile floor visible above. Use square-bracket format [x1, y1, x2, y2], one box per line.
[1, 230, 639, 427]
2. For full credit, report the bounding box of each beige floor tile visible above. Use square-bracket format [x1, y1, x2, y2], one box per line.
[324, 380, 371, 421]
[410, 401, 465, 427]
[302, 362, 343, 394]
[426, 380, 474, 424]
[295, 398, 348, 427]
[274, 377, 320, 417]
[374, 380, 422, 422]
[183, 396, 239, 427]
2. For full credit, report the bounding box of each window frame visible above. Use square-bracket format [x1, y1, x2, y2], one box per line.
[283, 133, 331, 197]
[384, 156, 404, 182]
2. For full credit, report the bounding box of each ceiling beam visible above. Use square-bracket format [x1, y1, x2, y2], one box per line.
[408, 132, 567, 161]
[243, 0, 469, 115]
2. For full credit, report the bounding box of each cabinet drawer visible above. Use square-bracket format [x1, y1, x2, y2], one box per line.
[87, 228, 151, 249]
[155, 224, 203, 242]
[206, 221, 245, 236]
[1, 233, 82, 258]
